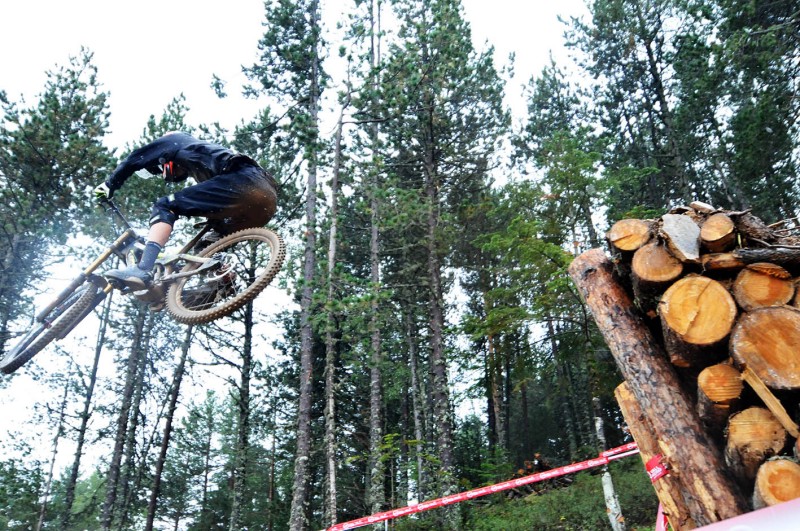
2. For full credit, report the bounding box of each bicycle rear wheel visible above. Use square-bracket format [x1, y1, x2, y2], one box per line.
[166, 227, 285, 325]
[1, 283, 101, 374]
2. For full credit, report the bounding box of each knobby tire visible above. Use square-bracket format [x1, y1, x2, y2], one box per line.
[1, 283, 100, 374]
[166, 227, 285, 325]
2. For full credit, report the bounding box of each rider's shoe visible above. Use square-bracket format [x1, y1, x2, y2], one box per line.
[106, 265, 153, 290]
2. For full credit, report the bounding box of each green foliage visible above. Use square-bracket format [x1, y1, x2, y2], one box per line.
[47, 469, 105, 530]
[0, 459, 43, 529]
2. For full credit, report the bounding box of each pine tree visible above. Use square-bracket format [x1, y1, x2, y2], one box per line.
[381, 1, 509, 524]
[243, 0, 328, 527]
[0, 48, 113, 358]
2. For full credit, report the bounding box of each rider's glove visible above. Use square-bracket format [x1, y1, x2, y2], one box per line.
[93, 182, 113, 202]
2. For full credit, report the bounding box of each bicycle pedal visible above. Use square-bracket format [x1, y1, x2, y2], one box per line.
[107, 278, 129, 292]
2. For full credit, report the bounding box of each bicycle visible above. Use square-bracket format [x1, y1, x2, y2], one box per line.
[0, 198, 285, 374]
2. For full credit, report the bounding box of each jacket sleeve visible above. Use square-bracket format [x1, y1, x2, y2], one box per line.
[106, 138, 176, 192]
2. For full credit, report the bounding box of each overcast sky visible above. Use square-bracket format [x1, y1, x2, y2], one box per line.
[1, 0, 588, 152]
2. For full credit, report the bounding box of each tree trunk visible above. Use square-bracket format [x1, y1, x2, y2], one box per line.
[569, 248, 748, 526]
[367, 0, 386, 519]
[606, 218, 652, 254]
[230, 302, 255, 531]
[36, 375, 70, 531]
[145, 326, 192, 531]
[289, 3, 321, 528]
[660, 214, 700, 263]
[322, 90, 345, 529]
[615, 382, 697, 530]
[700, 213, 736, 253]
[593, 397, 625, 531]
[405, 305, 427, 500]
[61, 291, 113, 531]
[730, 306, 800, 390]
[630, 241, 683, 316]
[101, 306, 148, 530]
[701, 247, 800, 272]
[117, 312, 155, 529]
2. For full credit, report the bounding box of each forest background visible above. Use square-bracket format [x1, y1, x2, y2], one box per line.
[1, 0, 798, 530]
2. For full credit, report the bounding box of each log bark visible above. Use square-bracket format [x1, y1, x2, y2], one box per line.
[730, 306, 800, 390]
[732, 263, 794, 311]
[607, 218, 652, 254]
[569, 249, 748, 525]
[724, 407, 788, 485]
[631, 241, 683, 316]
[702, 247, 800, 273]
[615, 382, 696, 530]
[659, 275, 738, 368]
[752, 458, 800, 509]
[701, 213, 736, 253]
[697, 363, 743, 440]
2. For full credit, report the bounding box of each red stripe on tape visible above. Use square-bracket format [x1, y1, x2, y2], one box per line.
[327, 443, 639, 531]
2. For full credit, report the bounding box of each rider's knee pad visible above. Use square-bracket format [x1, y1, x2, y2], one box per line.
[150, 195, 178, 226]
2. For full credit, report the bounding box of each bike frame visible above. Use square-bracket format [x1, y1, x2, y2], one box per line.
[35, 199, 216, 326]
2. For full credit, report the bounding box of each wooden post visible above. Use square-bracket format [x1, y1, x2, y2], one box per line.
[593, 397, 626, 531]
[569, 249, 748, 525]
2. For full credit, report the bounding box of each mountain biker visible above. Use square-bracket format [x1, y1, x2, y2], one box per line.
[93, 131, 278, 290]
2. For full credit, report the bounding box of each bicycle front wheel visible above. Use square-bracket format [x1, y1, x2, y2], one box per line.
[166, 227, 285, 325]
[1, 283, 101, 374]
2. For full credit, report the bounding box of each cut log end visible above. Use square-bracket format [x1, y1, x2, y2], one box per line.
[661, 276, 737, 345]
[701, 213, 736, 253]
[607, 218, 652, 252]
[632, 242, 684, 283]
[732, 263, 795, 311]
[725, 407, 788, 483]
[730, 306, 800, 390]
[698, 363, 743, 404]
[660, 276, 738, 367]
[752, 458, 800, 509]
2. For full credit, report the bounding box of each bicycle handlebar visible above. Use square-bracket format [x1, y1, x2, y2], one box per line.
[97, 197, 133, 231]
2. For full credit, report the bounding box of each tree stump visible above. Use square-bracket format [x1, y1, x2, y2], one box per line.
[730, 306, 800, 390]
[569, 249, 747, 525]
[659, 275, 738, 368]
[752, 458, 800, 509]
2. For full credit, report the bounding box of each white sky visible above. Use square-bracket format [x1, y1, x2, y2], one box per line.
[1, 0, 588, 153]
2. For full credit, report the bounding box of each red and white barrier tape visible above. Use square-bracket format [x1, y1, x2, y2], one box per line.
[327, 442, 640, 531]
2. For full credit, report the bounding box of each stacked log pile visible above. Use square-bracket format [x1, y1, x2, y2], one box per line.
[569, 202, 800, 530]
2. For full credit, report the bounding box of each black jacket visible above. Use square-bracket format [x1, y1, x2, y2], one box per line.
[107, 132, 263, 192]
